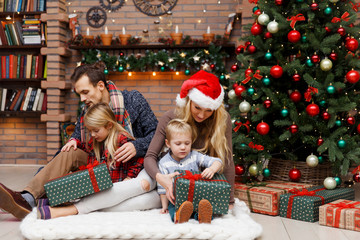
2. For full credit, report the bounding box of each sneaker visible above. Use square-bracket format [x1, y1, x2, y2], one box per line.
[198, 199, 212, 224]
[175, 201, 193, 224]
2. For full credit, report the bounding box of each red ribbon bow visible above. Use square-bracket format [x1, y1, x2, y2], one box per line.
[304, 86, 319, 102]
[249, 141, 264, 151]
[287, 188, 325, 218]
[351, 2, 360, 12]
[79, 160, 100, 192]
[79, 160, 100, 170]
[233, 120, 250, 133]
[248, 0, 258, 4]
[182, 170, 203, 181]
[242, 70, 263, 84]
[287, 14, 306, 29]
[331, 12, 350, 23]
[352, 165, 360, 174]
[238, 45, 247, 51]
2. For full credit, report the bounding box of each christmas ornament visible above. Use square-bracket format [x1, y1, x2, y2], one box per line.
[288, 30, 301, 43]
[357, 123, 360, 134]
[310, 2, 319, 11]
[239, 100, 251, 113]
[210, 64, 215, 70]
[306, 103, 320, 116]
[318, 156, 324, 164]
[325, 26, 331, 33]
[185, 69, 190, 75]
[267, 20, 279, 34]
[228, 89, 236, 100]
[317, 137, 324, 146]
[289, 124, 298, 134]
[235, 164, 245, 175]
[247, 87, 255, 95]
[270, 65, 283, 78]
[233, 82, 239, 90]
[252, 6, 259, 13]
[306, 58, 314, 67]
[353, 173, 360, 182]
[264, 32, 273, 39]
[119, 51, 125, 56]
[281, 108, 289, 117]
[264, 51, 273, 60]
[118, 66, 124, 72]
[290, 90, 302, 102]
[311, 53, 320, 63]
[327, 84, 336, 94]
[324, 7, 332, 15]
[251, 23, 263, 35]
[235, 85, 246, 97]
[263, 99, 272, 108]
[324, 177, 337, 190]
[248, 45, 257, 54]
[263, 168, 271, 177]
[249, 163, 259, 176]
[337, 139, 346, 149]
[320, 58, 332, 71]
[258, 12, 270, 25]
[296, 0, 304, 2]
[254, 9, 261, 15]
[256, 122, 270, 135]
[346, 70, 360, 84]
[334, 176, 342, 186]
[292, 73, 301, 82]
[104, 69, 109, 74]
[245, 68, 254, 77]
[322, 111, 331, 120]
[329, 51, 337, 61]
[347, 116, 355, 125]
[236, 46, 243, 55]
[231, 63, 239, 72]
[335, 120, 342, 127]
[301, 35, 307, 43]
[262, 77, 271, 86]
[337, 27, 346, 36]
[274, 0, 283, 5]
[219, 74, 226, 81]
[289, 167, 301, 181]
[306, 154, 319, 167]
[345, 38, 359, 52]
[319, 100, 326, 107]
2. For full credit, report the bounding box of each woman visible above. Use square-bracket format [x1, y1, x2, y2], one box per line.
[144, 70, 235, 208]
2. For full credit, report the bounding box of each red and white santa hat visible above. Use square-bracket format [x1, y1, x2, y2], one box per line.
[176, 70, 224, 110]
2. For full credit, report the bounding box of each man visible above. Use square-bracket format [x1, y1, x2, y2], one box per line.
[0, 63, 158, 220]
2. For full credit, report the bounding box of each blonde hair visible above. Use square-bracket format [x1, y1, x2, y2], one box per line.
[84, 103, 134, 168]
[165, 119, 193, 142]
[175, 98, 231, 169]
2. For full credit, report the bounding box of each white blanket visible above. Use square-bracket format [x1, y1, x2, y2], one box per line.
[20, 199, 262, 240]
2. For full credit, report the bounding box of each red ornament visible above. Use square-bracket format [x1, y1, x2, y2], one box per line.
[248, 45, 257, 54]
[251, 23, 263, 36]
[322, 111, 331, 120]
[235, 164, 245, 175]
[310, 2, 319, 11]
[232, 82, 239, 90]
[345, 38, 359, 52]
[235, 85, 246, 97]
[329, 52, 338, 61]
[337, 27, 346, 36]
[347, 116, 355, 125]
[245, 68, 254, 77]
[231, 64, 239, 72]
[346, 70, 360, 84]
[290, 90, 302, 103]
[349, 23, 355, 27]
[325, 27, 331, 33]
[256, 122, 270, 135]
[263, 99, 272, 108]
[345, 36, 351, 42]
[289, 168, 301, 181]
[311, 53, 320, 63]
[317, 138, 324, 146]
[288, 30, 301, 43]
[289, 124, 298, 134]
[254, 9, 261, 15]
[357, 123, 360, 134]
[236, 46, 243, 55]
[353, 173, 360, 183]
[264, 32, 272, 39]
[275, 0, 283, 6]
[306, 103, 320, 116]
[270, 65, 283, 78]
[292, 73, 301, 82]
[245, 41, 251, 47]
[210, 64, 215, 70]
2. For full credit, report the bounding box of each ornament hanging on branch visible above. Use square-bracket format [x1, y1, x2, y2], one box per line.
[258, 12, 270, 25]
[306, 103, 320, 116]
[322, 111, 331, 120]
[263, 99, 272, 108]
[346, 69, 360, 84]
[239, 100, 251, 113]
[290, 90, 302, 102]
[320, 58, 333, 71]
[235, 164, 245, 175]
[251, 23, 263, 35]
[288, 29, 301, 43]
[289, 123, 298, 134]
[317, 137, 324, 146]
[306, 154, 319, 167]
[263, 167, 271, 177]
[256, 122, 270, 135]
[347, 116, 355, 125]
[267, 20, 279, 34]
[345, 38, 359, 52]
[249, 163, 259, 176]
[270, 65, 283, 78]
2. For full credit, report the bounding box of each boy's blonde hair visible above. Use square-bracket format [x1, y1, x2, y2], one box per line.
[84, 103, 134, 168]
[165, 119, 193, 142]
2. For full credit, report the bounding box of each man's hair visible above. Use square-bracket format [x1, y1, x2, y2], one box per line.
[70, 62, 107, 86]
[165, 119, 193, 142]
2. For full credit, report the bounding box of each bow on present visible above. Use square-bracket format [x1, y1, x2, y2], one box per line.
[304, 86, 318, 102]
[287, 14, 306, 29]
[79, 160, 100, 192]
[233, 120, 250, 133]
[249, 142, 264, 151]
[286, 188, 325, 218]
[242, 70, 263, 84]
[327, 201, 360, 228]
[351, 2, 360, 12]
[331, 12, 350, 23]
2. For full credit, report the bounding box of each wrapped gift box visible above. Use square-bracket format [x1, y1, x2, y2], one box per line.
[319, 199, 360, 231]
[234, 180, 313, 216]
[280, 186, 355, 222]
[175, 170, 231, 215]
[44, 162, 113, 207]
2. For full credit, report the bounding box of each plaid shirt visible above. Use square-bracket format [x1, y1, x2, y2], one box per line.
[75, 133, 144, 183]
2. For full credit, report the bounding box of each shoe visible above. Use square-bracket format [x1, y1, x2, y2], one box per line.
[175, 201, 193, 224]
[198, 199, 212, 224]
[0, 183, 32, 220]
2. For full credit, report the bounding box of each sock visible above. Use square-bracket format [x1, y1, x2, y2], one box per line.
[21, 192, 36, 208]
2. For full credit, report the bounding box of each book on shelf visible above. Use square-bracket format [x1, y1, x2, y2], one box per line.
[22, 86, 32, 111]
[36, 91, 44, 111]
[0, 88, 2, 109]
[0, 21, 8, 46]
[26, 88, 37, 111]
[1, 55, 5, 78]
[9, 89, 21, 110]
[0, 88, 7, 111]
[4, 89, 16, 110]
[13, 88, 25, 111]
[41, 92, 46, 111]
[19, 88, 27, 110]
[31, 88, 41, 111]
[1, 0, 46, 12]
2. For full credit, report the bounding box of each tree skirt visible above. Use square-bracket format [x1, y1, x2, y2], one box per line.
[20, 199, 262, 240]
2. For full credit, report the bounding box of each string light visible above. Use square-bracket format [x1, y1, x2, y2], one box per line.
[128, 72, 132, 76]
[152, 72, 156, 76]
[176, 71, 179, 75]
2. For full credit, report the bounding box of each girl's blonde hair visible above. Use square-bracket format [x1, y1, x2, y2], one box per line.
[165, 119, 193, 142]
[84, 103, 134, 168]
[175, 98, 231, 170]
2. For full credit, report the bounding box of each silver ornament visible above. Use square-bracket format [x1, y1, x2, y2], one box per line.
[258, 12, 270, 25]
[320, 58, 333, 71]
[228, 89, 237, 100]
[323, 177, 337, 190]
[239, 100, 251, 113]
[306, 154, 319, 167]
[249, 163, 258, 176]
[267, 20, 279, 34]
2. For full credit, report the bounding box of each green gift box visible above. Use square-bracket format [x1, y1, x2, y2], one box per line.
[174, 170, 231, 215]
[279, 185, 355, 222]
[44, 162, 113, 207]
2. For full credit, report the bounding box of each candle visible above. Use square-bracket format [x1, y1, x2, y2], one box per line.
[122, 26, 126, 35]
[86, 27, 90, 36]
[207, 26, 210, 34]
[105, 26, 108, 34]
[175, 25, 178, 33]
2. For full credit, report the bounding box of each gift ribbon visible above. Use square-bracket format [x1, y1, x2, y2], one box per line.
[233, 120, 250, 133]
[351, 2, 360, 12]
[79, 160, 100, 193]
[286, 188, 326, 218]
[248, 0, 258, 4]
[248, 142, 264, 151]
[304, 86, 319, 102]
[242, 70, 263, 84]
[327, 201, 360, 228]
[331, 12, 350, 23]
[351, 165, 360, 174]
[287, 14, 306, 29]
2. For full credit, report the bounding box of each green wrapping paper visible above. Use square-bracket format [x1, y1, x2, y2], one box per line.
[174, 170, 231, 215]
[44, 162, 113, 207]
[279, 185, 355, 222]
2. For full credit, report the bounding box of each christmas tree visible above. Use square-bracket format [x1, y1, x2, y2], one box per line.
[229, 0, 360, 182]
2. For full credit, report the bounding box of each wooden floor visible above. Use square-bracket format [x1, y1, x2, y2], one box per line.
[0, 165, 360, 240]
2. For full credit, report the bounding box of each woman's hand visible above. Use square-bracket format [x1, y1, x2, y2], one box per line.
[61, 140, 77, 152]
[156, 172, 180, 205]
[114, 142, 136, 163]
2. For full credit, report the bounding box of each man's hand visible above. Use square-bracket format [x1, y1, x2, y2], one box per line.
[61, 140, 77, 152]
[114, 142, 136, 162]
[156, 172, 180, 205]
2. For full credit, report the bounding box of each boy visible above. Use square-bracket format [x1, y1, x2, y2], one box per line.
[158, 119, 223, 224]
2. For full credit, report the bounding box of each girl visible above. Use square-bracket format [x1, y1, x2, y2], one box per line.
[38, 103, 159, 219]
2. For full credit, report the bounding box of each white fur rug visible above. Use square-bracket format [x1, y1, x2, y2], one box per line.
[20, 199, 262, 240]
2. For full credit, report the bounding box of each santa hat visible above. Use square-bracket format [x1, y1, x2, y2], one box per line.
[176, 70, 224, 110]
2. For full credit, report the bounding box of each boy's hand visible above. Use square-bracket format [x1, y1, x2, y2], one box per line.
[201, 167, 216, 179]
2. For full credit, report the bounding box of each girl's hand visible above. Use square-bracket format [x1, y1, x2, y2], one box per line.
[201, 167, 215, 179]
[156, 172, 180, 205]
[61, 140, 77, 152]
[160, 208, 169, 214]
[114, 142, 136, 163]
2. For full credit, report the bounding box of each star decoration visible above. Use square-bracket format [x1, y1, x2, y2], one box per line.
[169, 58, 174, 62]
[204, 50, 210, 55]
[193, 56, 200, 62]
[180, 52, 186, 58]
[97, 53, 101, 58]
[77, 61, 82, 67]
[202, 63, 210, 70]
[158, 61, 164, 66]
